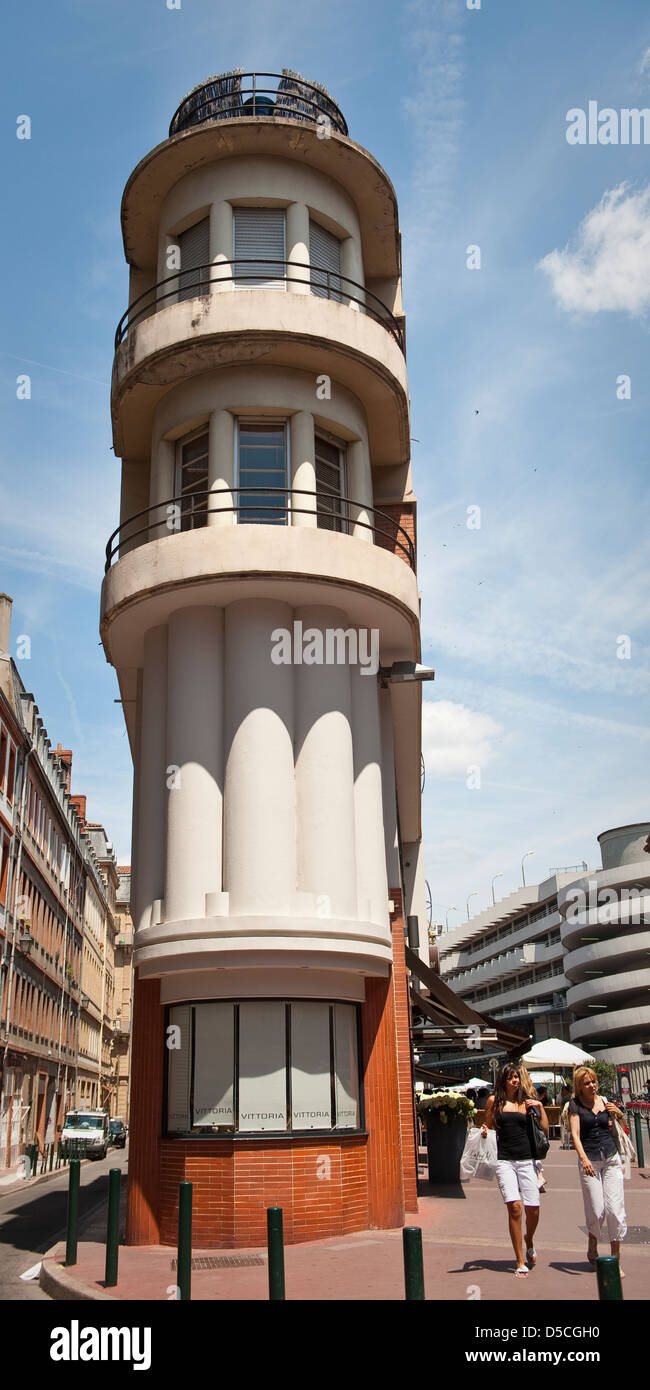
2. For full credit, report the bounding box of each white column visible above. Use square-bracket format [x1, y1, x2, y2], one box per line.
[286, 201, 310, 294]
[149, 438, 176, 540]
[346, 438, 373, 541]
[158, 235, 180, 306]
[164, 608, 224, 923]
[340, 235, 365, 311]
[351, 665, 389, 929]
[379, 688, 400, 889]
[210, 200, 233, 290]
[135, 626, 167, 933]
[208, 409, 234, 525]
[294, 605, 357, 920]
[290, 411, 317, 527]
[224, 599, 296, 915]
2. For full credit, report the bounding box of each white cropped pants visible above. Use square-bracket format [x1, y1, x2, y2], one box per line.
[578, 1154, 627, 1242]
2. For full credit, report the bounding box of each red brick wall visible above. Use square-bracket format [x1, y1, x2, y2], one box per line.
[361, 971, 406, 1230]
[126, 974, 164, 1245]
[159, 1136, 368, 1248]
[375, 502, 417, 570]
[389, 891, 419, 1212]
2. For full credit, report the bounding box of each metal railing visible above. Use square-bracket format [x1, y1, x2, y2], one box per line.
[114, 260, 403, 351]
[169, 72, 348, 138]
[105, 486, 415, 572]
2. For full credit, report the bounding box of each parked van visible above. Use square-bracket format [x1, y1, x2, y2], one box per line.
[61, 1109, 109, 1159]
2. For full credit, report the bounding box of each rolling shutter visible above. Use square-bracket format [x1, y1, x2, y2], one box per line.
[309, 219, 342, 301]
[178, 217, 210, 301]
[233, 208, 285, 288]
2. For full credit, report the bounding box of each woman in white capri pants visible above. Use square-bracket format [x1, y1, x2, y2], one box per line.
[568, 1066, 627, 1274]
[482, 1062, 549, 1278]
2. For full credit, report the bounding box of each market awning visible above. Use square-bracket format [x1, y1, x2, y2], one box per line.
[405, 946, 531, 1055]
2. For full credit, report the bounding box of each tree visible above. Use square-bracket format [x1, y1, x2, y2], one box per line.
[592, 1061, 617, 1095]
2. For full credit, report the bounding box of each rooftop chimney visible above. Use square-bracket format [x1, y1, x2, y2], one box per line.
[54, 743, 73, 793]
[0, 593, 12, 656]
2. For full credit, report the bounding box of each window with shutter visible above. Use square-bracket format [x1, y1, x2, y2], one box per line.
[178, 217, 210, 301]
[233, 208, 285, 288]
[309, 219, 342, 301]
[315, 435, 345, 531]
[177, 430, 209, 530]
[237, 422, 287, 523]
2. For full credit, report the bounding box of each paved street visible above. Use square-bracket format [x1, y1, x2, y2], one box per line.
[0, 1148, 128, 1301]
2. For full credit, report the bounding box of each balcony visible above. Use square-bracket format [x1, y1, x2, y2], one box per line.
[105, 486, 415, 573]
[169, 71, 348, 139]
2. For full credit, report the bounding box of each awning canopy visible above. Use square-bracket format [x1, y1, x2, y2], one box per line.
[405, 946, 531, 1056]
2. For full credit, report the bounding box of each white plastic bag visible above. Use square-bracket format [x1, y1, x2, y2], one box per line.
[460, 1126, 497, 1181]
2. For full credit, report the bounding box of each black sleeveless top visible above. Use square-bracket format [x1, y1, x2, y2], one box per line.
[569, 1097, 617, 1161]
[496, 1108, 533, 1161]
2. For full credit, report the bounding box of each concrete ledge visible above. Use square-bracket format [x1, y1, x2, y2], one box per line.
[40, 1251, 117, 1302]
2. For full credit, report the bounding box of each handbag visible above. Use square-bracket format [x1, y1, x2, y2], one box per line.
[613, 1117, 635, 1163]
[526, 1105, 550, 1160]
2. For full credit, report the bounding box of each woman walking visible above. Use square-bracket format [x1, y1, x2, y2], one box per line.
[568, 1066, 627, 1273]
[482, 1062, 549, 1277]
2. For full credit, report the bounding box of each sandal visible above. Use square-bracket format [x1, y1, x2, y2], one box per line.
[515, 1264, 529, 1278]
[525, 1246, 536, 1267]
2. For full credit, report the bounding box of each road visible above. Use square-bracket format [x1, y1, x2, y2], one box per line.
[0, 1147, 128, 1300]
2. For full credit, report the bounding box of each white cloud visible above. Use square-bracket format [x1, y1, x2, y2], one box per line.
[639, 47, 650, 74]
[422, 698, 504, 777]
[538, 183, 650, 317]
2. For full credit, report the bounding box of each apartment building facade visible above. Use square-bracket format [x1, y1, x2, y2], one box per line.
[101, 69, 428, 1247]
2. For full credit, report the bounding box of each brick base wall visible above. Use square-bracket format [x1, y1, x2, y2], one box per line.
[127, 951, 414, 1247]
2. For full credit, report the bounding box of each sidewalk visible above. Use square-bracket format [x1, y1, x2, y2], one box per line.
[39, 1145, 648, 1301]
[0, 1157, 90, 1196]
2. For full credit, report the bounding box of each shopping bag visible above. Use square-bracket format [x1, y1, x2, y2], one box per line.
[460, 1126, 497, 1181]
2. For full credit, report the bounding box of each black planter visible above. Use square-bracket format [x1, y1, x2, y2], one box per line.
[424, 1114, 468, 1183]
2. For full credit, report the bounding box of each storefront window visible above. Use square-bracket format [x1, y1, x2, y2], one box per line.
[165, 999, 362, 1136]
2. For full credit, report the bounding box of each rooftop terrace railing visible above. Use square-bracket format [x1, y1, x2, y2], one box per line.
[169, 71, 348, 138]
[105, 487, 416, 573]
[114, 261, 404, 352]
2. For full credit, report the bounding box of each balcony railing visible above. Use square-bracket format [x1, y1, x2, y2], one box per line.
[105, 487, 416, 573]
[114, 261, 404, 352]
[169, 71, 348, 138]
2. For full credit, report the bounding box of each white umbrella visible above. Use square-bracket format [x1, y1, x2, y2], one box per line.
[455, 1077, 490, 1092]
[521, 1039, 594, 1067]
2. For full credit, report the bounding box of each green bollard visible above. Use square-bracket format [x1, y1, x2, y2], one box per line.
[65, 1159, 81, 1266]
[403, 1226, 425, 1300]
[31, 1144, 38, 1177]
[177, 1181, 192, 1301]
[267, 1207, 285, 1300]
[105, 1168, 121, 1287]
[633, 1112, 645, 1168]
[49, 1142, 54, 1172]
[597, 1255, 623, 1300]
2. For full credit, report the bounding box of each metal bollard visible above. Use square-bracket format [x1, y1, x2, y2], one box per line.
[633, 1112, 645, 1168]
[65, 1158, 81, 1266]
[177, 1181, 193, 1301]
[597, 1255, 623, 1300]
[267, 1207, 285, 1300]
[105, 1168, 121, 1287]
[49, 1142, 54, 1172]
[403, 1226, 425, 1300]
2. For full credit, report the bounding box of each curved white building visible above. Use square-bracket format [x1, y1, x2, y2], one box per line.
[101, 70, 426, 1247]
[558, 823, 650, 1075]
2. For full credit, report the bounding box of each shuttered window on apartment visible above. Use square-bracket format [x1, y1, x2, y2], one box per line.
[315, 435, 345, 531]
[178, 217, 210, 301]
[309, 219, 342, 301]
[177, 430, 209, 530]
[233, 208, 285, 288]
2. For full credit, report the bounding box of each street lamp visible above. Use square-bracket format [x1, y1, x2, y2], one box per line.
[491, 873, 503, 905]
[466, 891, 478, 919]
[521, 850, 535, 886]
[445, 906, 458, 930]
[377, 661, 436, 686]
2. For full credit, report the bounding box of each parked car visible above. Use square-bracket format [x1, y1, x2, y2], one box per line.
[109, 1118, 127, 1148]
[60, 1109, 109, 1159]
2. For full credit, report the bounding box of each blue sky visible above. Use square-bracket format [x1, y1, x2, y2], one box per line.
[1, 0, 649, 920]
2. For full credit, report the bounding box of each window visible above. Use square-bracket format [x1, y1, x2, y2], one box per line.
[165, 999, 362, 1136]
[309, 219, 342, 301]
[237, 422, 287, 523]
[177, 217, 210, 302]
[314, 434, 345, 532]
[0, 726, 7, 795]
[233, 208, 285, 288]
[176, 430, 209, 531]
